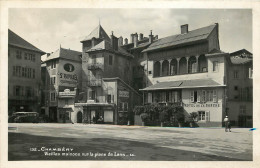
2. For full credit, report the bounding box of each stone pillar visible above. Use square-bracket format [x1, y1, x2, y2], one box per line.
[186, 56, 189, 74]
[196, 55, 199, 73]
[160, 60, 163, 76]
[176, 58, 180, 75]
[168, 59, 172, 75]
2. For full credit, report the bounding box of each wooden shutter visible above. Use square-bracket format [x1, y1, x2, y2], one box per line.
[206, 111, 210, 121]
[197, 90, 201, 102]
[190, 90, 194, 102]
[213, 90, 218, 102]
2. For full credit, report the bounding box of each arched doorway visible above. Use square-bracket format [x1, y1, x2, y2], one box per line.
[77, 111, 83, 123]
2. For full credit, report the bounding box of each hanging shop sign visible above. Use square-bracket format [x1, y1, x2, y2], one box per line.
[64, 63, 75, 72]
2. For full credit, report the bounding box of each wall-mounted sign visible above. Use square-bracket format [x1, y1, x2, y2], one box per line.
[64, 63, 75, 72]
[119, 90, 129, 98]
[183, 103, 220, 108]
[59, 89, 76, 97]
[58, 72, 78, 81]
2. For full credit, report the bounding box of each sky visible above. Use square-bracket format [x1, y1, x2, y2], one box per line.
[9, 8, 252, 54]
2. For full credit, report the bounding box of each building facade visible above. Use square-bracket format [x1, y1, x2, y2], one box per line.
[41, 47, 82, 122]
[73, 25, 141, 124]
[137, 24, 253, 127]
[8, 29, 45, 115]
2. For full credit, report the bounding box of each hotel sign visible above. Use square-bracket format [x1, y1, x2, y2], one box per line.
[183, 103, 220, 108]
[119, 90, 129, 98]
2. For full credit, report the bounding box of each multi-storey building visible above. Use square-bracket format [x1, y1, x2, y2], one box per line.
[74, 25, 141, 124]
[41, 47, 82, 122]
[8, 29, 45, 115]
[226, 49, 253, 127]
[137, 23, 253, 127]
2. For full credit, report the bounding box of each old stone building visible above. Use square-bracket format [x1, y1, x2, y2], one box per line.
[8, 29, 45, 115]
[41, 47, 82, 122]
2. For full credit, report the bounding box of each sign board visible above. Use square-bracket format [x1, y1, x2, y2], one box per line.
[119, 90, 129, 98]
[183, 103, 220, 108]
[59, 89, 76, 97]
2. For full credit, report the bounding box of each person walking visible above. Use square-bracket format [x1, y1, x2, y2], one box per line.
[227, 121, 231, 132]
[223, 116, 229, 132]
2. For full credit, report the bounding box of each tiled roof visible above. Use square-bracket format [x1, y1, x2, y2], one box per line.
[44, 47, 81, 62]
[8, 29, 45, 54]
[142, 24, 217, 52]
[140, 79, 224, 91]
[87, 40, 134, 58]
[81, 25, 110, 42]
[229, 49, 253, 64]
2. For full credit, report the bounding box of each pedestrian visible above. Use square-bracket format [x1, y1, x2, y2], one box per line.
[228, 121, 231, 132]
[223, 116, 229, 132]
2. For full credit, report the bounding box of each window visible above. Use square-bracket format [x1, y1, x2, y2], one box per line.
[107, 94, 111, 103]
[51, 60, 56, 69]
[249, 68, 253, 78]
[190, 90, 197, 102]
[148, 71, 152, 75]
[14, 86, 23, 96]
[13, 66, 16, 76]
[239, 105, 246, 114]
[201, 90, 207, 102]
[109, 55, 113, 65]
[25, 86, 33, 97]
[213, 61, 218, 72]
[50, 77, 56, 85]
[90, 90, 96, 100]
[234, 71, 239, 79]
[234, 86, 238, 91]
[213, 90, 217, 102]
[50, 92, 56, 101]
[32, 69, 35, 78]
[169, 91, 180, 103]
[123, 103, 128, 111]
[159, 92, 166, 102]
[65, 99, 68, 105]
[198, 111, 210, 121]
[16, 50, 22, 59]
[207, 90, 213, 102]
[148, 92, 152, 103]
[118, 102, 128, 112]
[92, 55, 97, 64]
[24, 53, 28, 60]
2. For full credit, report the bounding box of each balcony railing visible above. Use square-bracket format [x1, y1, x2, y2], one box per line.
[87, 63, 104, 70]
[88, 79, 102, 87]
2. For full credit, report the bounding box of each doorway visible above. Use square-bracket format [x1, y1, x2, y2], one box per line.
[77, 111, 83, 123]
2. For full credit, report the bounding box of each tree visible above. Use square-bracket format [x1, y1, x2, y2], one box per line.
[188, 112, 198, 127]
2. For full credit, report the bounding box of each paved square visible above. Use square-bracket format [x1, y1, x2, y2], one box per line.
[8, 123, 252, 161]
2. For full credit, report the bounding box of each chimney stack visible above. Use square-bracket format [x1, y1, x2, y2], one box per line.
[139, 33, 144, 41]
[124, 38, 128, 45]
[134, 33, 138, 47]
[181, 24, 188, 34]
[110, 31, 118, 51]
[118, 36, 123, 46]
[130, 34, 135, 43]
[149, 30, 154, 43]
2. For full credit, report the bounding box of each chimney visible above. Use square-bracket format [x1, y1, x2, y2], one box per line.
[134, 33, 138, 47]
[181, 24, 188, 34]
[130, 33, 135, 43]
[118, 36, 123, 46]
[110, 31, 118, 51]
[149, 30, 154, 43]
[154, 35, 158, 40]
[139, 33, 144, 41]
[124, 38, 128, 45]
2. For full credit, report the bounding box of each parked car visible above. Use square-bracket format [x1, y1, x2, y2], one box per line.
[11, 112, 40, 123]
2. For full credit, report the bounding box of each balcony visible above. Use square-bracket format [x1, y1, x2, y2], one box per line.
[87, 63, 103, 70]
[88, 79, 102, 87]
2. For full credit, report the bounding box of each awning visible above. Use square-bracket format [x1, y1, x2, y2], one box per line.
[140, 79, 226, 91]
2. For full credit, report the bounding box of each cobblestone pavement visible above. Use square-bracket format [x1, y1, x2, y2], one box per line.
[8, 123, 253, 161]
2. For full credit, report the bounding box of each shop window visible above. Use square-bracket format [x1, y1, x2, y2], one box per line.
[213, 61, 218, 72]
